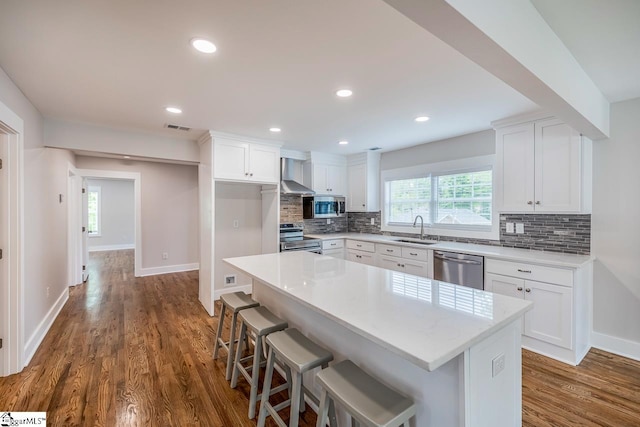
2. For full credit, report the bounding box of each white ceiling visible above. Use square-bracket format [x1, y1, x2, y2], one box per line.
[532, 0, 640, 103]
[0, 1, 636, 155]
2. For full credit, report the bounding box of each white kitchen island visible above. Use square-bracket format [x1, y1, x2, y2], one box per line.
[225, 252, 532, 427]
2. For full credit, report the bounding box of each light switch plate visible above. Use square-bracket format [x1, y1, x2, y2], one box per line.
[516, 223, 524, 234]
[492, 353, 505, 377]
[506, 222, 514, 234]
[370, 218, 375, 225]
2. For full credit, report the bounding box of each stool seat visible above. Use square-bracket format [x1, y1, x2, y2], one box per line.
[221, 291, 260, 313]
[316, 360, 416, 427]
[266, 328, 334, 372]
[239, 306, 288, 336]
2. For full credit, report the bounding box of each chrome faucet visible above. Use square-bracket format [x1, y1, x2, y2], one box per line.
[413, 215, 425, 240]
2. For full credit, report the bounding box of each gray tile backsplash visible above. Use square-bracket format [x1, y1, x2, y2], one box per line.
[347, 212, 591, 255]
[281, 195, 590, 254]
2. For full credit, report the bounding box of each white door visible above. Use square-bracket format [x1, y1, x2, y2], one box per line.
[328, 165, 346, 196]
[495, 123, 535, 212]
[524, 280, 573, 349]
[313, 164, 330, 193]
[0, 134, 6, 373]
[534, 118, 582, 212]
[82, 178, 89, 282]
[485, 273, 525, 331]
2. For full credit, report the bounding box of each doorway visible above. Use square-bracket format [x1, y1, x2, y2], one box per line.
[68, 169, 141, 282]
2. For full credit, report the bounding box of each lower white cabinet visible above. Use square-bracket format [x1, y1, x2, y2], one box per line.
[485, 258, 590, 365]
[378, 255, 429, 278]
[322, 239, 345, 259]
[346, 249, 376, 266]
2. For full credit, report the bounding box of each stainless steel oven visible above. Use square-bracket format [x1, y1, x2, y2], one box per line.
[279, 223, 322, 254]
[302, 196, 346, 219]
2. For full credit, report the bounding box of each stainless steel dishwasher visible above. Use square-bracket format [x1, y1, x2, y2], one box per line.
[433, 250, 484, 290]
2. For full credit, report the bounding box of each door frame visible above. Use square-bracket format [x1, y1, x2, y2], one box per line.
[0, 100, 24, 376]
[75, 169, 142, 277]
[67, 164, 84, 286]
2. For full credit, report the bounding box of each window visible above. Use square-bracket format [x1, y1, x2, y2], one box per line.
[382, 156, 497, 239]
[87, 186, 101, 236]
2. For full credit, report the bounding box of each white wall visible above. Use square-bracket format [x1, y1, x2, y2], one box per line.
[87, 178, 135, 250]
[0, 65, 74, 363]
[214, 182, 263, 294]
[380, 129, 495, 170]
[45, 118, 200, 163]
[592, 97, 640, 347]
[75, 156, 199, 271]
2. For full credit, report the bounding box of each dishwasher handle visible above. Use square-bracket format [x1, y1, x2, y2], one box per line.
[434, 252, 483, 265]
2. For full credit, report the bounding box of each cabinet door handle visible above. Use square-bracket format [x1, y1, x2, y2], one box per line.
[356, 244, 362, 248]
[517, 269, 532, 273]
[330, 243, 337, 246]
[527, 201, 533, 205]
[250, 173, 253, 177]
[535, 201, 540, 205]
[362, 204, 365, 207]
[386, 249, 393, 252]
[409, 252, 417, 256]
[525, 288, 531, 293]
[517, 287, 523, 291]
[397, 263, 402, 267]
[245, 172, 249, 176]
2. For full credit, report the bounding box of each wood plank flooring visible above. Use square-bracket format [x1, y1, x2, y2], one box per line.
[0, 250, 639, 426]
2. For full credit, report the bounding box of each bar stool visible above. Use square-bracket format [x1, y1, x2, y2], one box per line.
[315, 360, 416, 427]
[258, 328, 336, 427]
[213, 291, 260, 381]
[231, 306, 289, 419]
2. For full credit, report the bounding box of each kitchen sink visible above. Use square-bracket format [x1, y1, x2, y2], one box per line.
[393, 239, 436, 245]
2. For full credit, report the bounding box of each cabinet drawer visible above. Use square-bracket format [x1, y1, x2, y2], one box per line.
[346, 240, 375, 253]
[401, 247, 429, 262]
[322, 239, 344, 250]
[486, 259, 573, 287]
[377, 244, 402, 257]
[347, 249, 376, 266]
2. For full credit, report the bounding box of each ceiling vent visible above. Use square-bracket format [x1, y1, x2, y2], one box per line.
[165, 123, 191, 132]
[369, 147, 382, 151]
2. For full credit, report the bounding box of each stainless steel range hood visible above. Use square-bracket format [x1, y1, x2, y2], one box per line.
[280, 158, 315, 195]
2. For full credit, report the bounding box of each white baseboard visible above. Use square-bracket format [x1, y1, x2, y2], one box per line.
[591, 331, 640, 362]
[88, 243, 135, 252]
[214, 284, 253, 300]
[24, 287, 69, 367]
[139, 263, 199, 277]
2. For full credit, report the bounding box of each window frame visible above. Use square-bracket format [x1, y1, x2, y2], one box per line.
[381, 155, 499, 240]
[87, 185, 102, 237]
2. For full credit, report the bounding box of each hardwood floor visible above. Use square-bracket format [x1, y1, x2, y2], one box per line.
[0, 250, 638, 426]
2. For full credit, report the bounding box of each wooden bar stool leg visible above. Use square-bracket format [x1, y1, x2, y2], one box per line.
[248, 334, 263, 419]
[213, 303, 226, 359]
[257, 347, 276, 427]
[289, 372, 302, 427]
[230, 322, 246, 388]
[226, 311, 240, 380]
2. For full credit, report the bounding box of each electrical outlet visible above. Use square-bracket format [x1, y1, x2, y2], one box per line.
[233, 219, 239, 228]
[492, 353, 506, 377]
[326, 218, 331, 224]
[516, 223, 525, 234]
[506, 222, 514, 234]
[370, 218, 375, 225]
[224, 274, 236, 286]
[162, 252, 169, 260]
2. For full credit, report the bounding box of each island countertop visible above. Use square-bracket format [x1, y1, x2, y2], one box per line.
[224, 251, 532, 372]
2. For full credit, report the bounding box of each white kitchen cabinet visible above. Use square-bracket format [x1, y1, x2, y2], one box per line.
[494, 116, 591, 213]
[303, 152, 347, 196]
[375, 243, 432, 278]
[347, 152, 380, 212]
[346, 249, 376, 266]
[485, 258, 590, 365]
[322, 239, 345, 259]
[213, 138, 280, 184]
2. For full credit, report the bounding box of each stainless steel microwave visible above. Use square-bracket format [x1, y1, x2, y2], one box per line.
[303, 196, 346, 218]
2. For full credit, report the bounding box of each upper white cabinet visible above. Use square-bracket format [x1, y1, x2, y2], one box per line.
[213, 137, 280, 184]
[347, 152, 380, 212]
[494, 116, 592, 213]
[303, 152, 347, 195]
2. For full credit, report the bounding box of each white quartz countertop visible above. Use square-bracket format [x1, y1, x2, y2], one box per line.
[305, 232, 593, 268]
[224, 252, 532, 372]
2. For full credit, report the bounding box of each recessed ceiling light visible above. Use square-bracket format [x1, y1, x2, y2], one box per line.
[166, 107, 182, 114]
[190, 38, 217, 54]
[415, 116, 430, 122]
[269, 127, 281, 133]
[336, 89, 353, 98]
[123, 156, 131, 159]
[338, 140, 349, 145]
